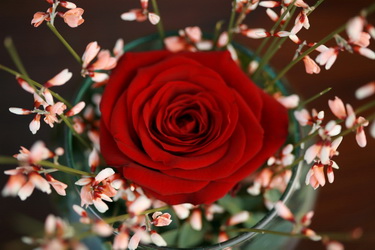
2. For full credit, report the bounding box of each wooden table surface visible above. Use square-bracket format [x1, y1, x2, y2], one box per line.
[0, 0, 374, 249]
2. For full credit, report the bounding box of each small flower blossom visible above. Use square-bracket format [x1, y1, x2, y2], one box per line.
[303, 55, 321, 74]
[316, 47, 339, 70]
[31, 12, 50, 27]
[150, 231, 167, 247]
[75, 168, 120, 213]
[81, 41, 118, 84]
[355, 81, 375, 99]
[152, 212, 172, 227]
[120, 0, 160, 25]
[226, 211, 250, 226]
[62, 8, 85, 27]
[274, 93, 300, 109]
[23, 214, 87, 250]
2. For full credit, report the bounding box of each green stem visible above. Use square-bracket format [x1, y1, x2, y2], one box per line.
[104, 206, 170, 224]
[298, 87, 332, 108]
[0, 156, 92, 176]
[47, 22, 82, 65]
[4, 37, 29, 78]
[227, 0, 237, 44]
[150, 0, 165, 41]
[355, 98, 375, 114]
[0, 64, 72, 108]
[60, 115, 92, 149]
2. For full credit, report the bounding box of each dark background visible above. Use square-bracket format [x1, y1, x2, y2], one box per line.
[0, 0, 374, 249]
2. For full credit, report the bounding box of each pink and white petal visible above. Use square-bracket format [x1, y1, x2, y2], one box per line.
[9, 107, 32, 115]
[346, 16, 364, 42]
[45, 214, 57, 235]
[275, 201, 295, 223]
[304, 143, 321, 164]
[60, 1, 77, 9]
[121, 11, 137, 21]
[31, 12, 48, 27]
[113, 232, 129, 250]
[312, 164, 325, 187]
[355, 81, 375, 99]
[217, 32, 229, 48]
[82, 42, 100, 69]
[356, 47, 375, 59]
[95, 168, 115, 183]
[294, 109, 311, 126]
[16, 77, 35, 94]
[148, 13, 160, 25]
[128, 195, 152, 215]
[277, 94, 300, 108]
[356, 126, 367, 148]
[92, 220, 113, 236]
[259, 1, 281, 8]
[242, 28, 270, 39]
[93, 198, 109, 213]
[63, 8, 85, 28]
[128, 230, 143, 250]
[345, 104, 356, 128]
[325, 121, 342, 137]
[327, 165, 334, 183]
[190, 209, 202, 231]
[172, 204, 193, 219]
[66, 101, 86, 117]
[326, 241, 344, 250]
[75, 177, 93, 186]
[302, 228, 322, 241]
[248, 60, 259, 74]
[266, 8, 279, 22]
[289, 34, 301, 44]
[303, 56, 321, 74]
[113, 38, 125, 58]
[91, 72, 109, 83]
[30, 140, 52, 163]
[227, 211, 250, 226]
[331, 136, 343, 151]
[29, 173, 51, 194]
[185, 26, 202, 43]
[18, 181, 35, 200]
[301, 211, 314, 227]
[45, 69, 72, 87]
[2, 174, 27, 197]
[88, 148, 100, 173]
[295, 0, 309, 8]
[328, 97, 346, 119]
[319, 142, 331, 165]
[48, 178, 68, 196]
[150, 231, 167, 247]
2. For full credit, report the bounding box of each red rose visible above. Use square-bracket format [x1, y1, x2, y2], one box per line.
[100, 50, 288, 205]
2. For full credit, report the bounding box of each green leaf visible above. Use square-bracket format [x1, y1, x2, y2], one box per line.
[264, 189, 282, 203]
[217, 195, 244, 215]
[177, 222, 205, 248]
[160, 229, 179, 246]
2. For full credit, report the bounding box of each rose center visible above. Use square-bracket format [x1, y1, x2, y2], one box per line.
[175, 113, 198, 133]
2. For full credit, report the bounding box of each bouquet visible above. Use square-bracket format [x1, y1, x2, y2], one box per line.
[1, 0, 375, 249]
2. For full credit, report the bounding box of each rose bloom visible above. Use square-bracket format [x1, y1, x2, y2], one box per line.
[100, 50, 288, 205]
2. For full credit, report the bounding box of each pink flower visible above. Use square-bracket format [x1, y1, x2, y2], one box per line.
[75, 168, 119, 213]
[303, 55, 321, 74]
[152, 212, 172, 227]
[315, 48, 339, 70]
[63, 8, 85, 28]
[31, 12, 49, 27]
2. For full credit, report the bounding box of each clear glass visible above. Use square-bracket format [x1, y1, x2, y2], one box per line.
[64, 33, 316, 249]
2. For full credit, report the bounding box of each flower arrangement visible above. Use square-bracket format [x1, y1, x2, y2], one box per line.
[1, 0, 375, 249]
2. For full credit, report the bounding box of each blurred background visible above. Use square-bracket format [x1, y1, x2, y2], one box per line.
[0, 0, 374, 249]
